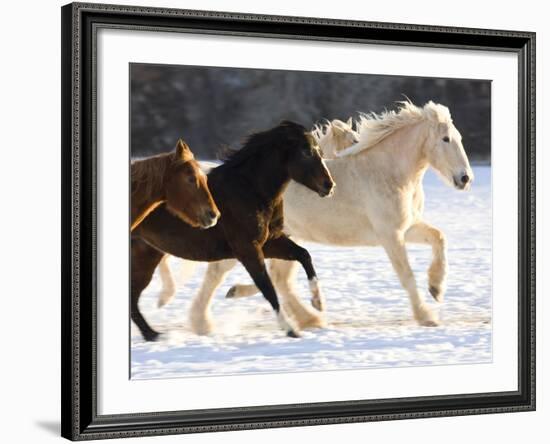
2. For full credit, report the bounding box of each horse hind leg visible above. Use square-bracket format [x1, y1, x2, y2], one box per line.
[157, 256, 197, 308]
[225, 283, 259, 299]
[405, 222, 448, 303]
[157, 255, 176, 308]
[269, 259, 327, 330]
[131, 238, 165, 341]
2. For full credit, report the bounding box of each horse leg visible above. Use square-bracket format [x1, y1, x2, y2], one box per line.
[157, 255, 176, 308]
[189, 259, 238, 335]
[263, 236, 327, 312]
[405, 222, 448, 302]
[267, 259, 327, 329]
[131, 238, 164, 341]
[236, 246, 300, 338]
[157, 257, 197, 308]
[225, 282, 260, 299]
[225, 259, 326, 329]
[380, 232, 440, 326]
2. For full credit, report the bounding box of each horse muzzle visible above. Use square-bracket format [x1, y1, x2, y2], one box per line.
[199, 210, 220, 229]
[453, 171, 473, 190]
[317, 179, 335, 197]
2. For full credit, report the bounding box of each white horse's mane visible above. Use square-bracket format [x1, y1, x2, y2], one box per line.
[337, 101, 453, 157]
[311, 120, 332, 142]
[310, 118, 352, 143]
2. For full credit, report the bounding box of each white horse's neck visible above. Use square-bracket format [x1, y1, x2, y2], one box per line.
[329, 120, 431, 189]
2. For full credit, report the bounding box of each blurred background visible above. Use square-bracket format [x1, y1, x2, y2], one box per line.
[130, 64, 491, 162]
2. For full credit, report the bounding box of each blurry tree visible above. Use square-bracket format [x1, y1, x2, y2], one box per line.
[131, 64, 491, 161]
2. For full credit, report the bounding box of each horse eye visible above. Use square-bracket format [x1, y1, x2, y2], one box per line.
[303, 149, 313, 158]
[187, 175, 196, 184]
[442, 136, 450, 143]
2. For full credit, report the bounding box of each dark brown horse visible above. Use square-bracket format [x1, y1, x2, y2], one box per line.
[132, 121, 335, 340]
[131, 139, 220, 231]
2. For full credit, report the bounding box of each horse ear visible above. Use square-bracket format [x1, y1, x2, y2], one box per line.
[346, 117, 353, 127]
[331, 120, 344, 134]
[175, 139, 194, 161]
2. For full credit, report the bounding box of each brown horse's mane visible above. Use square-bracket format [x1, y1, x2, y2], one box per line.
[131, 152, 183, 202]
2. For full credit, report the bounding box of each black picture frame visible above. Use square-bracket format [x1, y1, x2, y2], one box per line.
[61, 2, 536, 440]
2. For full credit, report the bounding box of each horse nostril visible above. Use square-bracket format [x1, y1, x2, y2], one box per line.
[323, 180, 333, 190]
[207, 210, 218, 220]
[461, 174, 469, 184]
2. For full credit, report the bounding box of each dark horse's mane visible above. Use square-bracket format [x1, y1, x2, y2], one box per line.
[219, 120, 307, 168]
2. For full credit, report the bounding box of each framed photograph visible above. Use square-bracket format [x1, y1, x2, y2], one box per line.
[61, 2, 536, 440]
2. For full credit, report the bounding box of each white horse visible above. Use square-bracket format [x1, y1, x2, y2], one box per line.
[161, 102, 474, 335]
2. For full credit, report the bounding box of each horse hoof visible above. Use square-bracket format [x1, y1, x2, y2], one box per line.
[286, 330, 301, 338]
[429, 286, 443, 302]
[420, 319, 441, 327]
[226, 286, 237, 298]
[157, 291, 174, 308]
[190, 316, 214, 336]
[414, 304, 441, 327]
[298, 313, 327, 329]
[311, 298, 324, 312]
[143, 330, 160, 342]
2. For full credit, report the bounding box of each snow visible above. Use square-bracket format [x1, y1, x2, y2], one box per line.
[131, 166, 492, 379]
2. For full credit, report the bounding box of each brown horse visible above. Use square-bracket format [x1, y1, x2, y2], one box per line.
[131, 139, 220, 231]
[132, 121, 335, 340]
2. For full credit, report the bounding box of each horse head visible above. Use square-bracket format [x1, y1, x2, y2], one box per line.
[282, 121, 335, 197]
[313, 118, 359, 159]
[165, 139, 220, 229]
[423, 102, 474, 191]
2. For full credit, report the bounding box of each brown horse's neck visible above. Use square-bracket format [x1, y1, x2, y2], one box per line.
[234, 148, 290, 203]
[131, 154, 171, 230]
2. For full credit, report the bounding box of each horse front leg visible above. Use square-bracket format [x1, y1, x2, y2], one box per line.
[188, 259, 238, 335]
[267, 259, 327, 329]
[380, 232, 440, 326]
[236, 246, 300, 338]
[405, 221, 448, 302]
[225, 258, 326, 329]
[263, 236, 326, 312]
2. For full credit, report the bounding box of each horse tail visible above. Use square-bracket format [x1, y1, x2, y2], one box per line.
[157, 256, 196, 308]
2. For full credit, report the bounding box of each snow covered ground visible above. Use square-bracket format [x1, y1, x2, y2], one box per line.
[131, 166, 492, 379]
